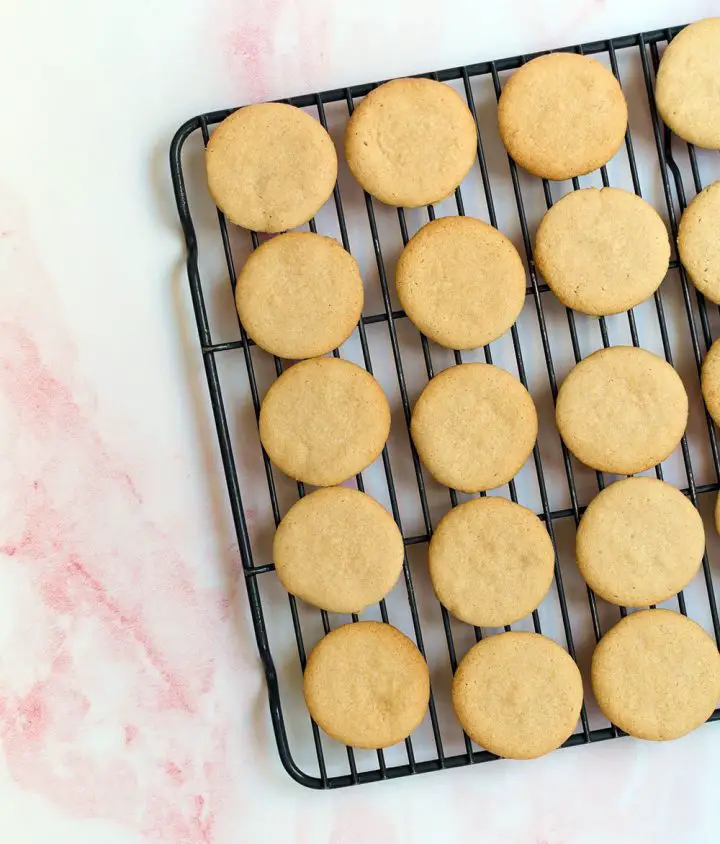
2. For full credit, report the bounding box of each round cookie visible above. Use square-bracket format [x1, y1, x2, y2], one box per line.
[273, 487, 404, 613]
[206, 102, 337, 232]
[576, 477, 705, 607]
[259, 357, 390, 486]
[304, 622, 430, 748]
[534, 187, 670, 315]
[411, 363, 537, 493]
[655, 19, 720, 149]
[235, 232, 363, 359]
[591, 609, 720, 740]
[345, 78, 477, 207]
[678, 181, 720, 304]
[555, 346, 688, 475]
[702, 337, 720, 424]
[452, 632, 583, 759]
[498, 53, 627, 180]
[429, 497, 555, 627]
[396, 216, 526, 349]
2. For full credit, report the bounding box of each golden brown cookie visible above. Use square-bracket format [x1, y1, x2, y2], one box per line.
[655, 19, 720, 149]
[429, 497, 555, 627]
[206, 103, 337, 232]
[304, 622, 430, 748]
[235, 232, 363, 359]
[555, 347, 688, 475]
[498, 53, 627, 180]
[592, 609, 720, 740]
[678, 181, 720, 304]
[259, 357, 390, 486]
[273, 487, 404, 613]
[452, 632, 583, 759]
[345, 78, 477, 207]
[702, 337, 720, 424]
[396, 216, 526, 349]
[535, 187, 670, 315]
[411, 363, 537, 493]
[576, 477, 704, 607]
[716, 492, 720, 536]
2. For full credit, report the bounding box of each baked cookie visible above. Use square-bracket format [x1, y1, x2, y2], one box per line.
[555, 347, 688, 475]
[411, 363, 537, 493]
[304, 622, 430, 748]
[396, 216, 526, 349]
[498, 53, 627, 180]
[678, 181, 720, 304]
[206, 103, 337, 232]
[716, 492, 720, 536]
[259, 357, 390, 486]
[534, 187, 670, 315]
[452, 632, 583, 759]
[235, 232, 363, 359]
[592, 609, 720, 740]
[273, 487, 404, 613]
[429, 497, 555, 627]
[345, 78, 477, 206]
[702, 337, 720, 425]
[576, 477, 705, 607]
[655, 19, 720, 149]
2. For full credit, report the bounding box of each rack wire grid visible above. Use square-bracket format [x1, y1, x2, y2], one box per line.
[170, 22, 720, 789]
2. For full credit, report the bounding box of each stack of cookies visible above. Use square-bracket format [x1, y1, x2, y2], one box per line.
[203, 17, 720, 760]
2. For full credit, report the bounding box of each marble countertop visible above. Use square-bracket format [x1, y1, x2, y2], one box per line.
[2, 1, 720, 841]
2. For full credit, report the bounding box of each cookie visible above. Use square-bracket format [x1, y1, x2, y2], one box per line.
[702, 337, 720, 424]
[591, 609, 720, 740]
[534, 187, 670, 315]
[396, 216, 526, 349]
[273, 487, 404, 613]
[235, 232, 363, 359]
[655, 19, 720, 149]
[576, 477, 704, 607]
[678, 181, 720, 304]
[206, 103, 337, 233]
[555, 347, 688, 475]
[429, 497, 555, 627]
[345, 78, 477, 207]
[498, 53, 627, 180]
[716, 492, 720, 536]
[411, 363, 537, 493]
[303, 622, 430, 748]
[259, 357, 390, 486]
[452, 632, 583, 759]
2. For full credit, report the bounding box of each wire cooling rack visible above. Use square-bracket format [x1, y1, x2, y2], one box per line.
[170, 23, 720, 789]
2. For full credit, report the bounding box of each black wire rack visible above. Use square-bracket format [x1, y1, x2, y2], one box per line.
[170, 22, 720, 789]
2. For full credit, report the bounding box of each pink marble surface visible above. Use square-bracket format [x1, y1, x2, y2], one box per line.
[1, 1, 720, 841]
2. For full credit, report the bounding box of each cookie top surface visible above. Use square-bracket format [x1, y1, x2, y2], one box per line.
[273, 487, 404, 613]
[345, 78, 477, 207]
[303, 622, 430, 748]
[534, 187, 670, 315]
[259, 357, 390, 486]
[396, 216, 526, 349]
[702, 337, 720, 425]
[429, 497, 555, 627]
[655, 19, 720, 149]
[591, 609, 720, 740]
[555, 346, 688, 475]
[411, 363, 537, 493]
[235, 232, 363, 359]
[678, 180, 720, 304]
[206, 103, 337, 233]
[576, 477, 705, 607]
[498, 53, 627, 180]
[452, 632, 583, 759]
